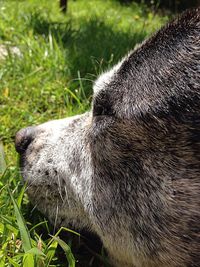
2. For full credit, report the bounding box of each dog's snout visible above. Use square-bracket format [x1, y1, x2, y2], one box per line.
[15, 126, 36, 154]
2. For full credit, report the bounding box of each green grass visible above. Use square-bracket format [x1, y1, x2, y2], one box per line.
[0, 0, 168, 266]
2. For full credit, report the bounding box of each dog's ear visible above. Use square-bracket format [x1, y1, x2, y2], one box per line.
[94, 8, 200, 122]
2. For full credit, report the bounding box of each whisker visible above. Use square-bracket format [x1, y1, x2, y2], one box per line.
[57, 174, 64, 202]
[53, 201, 59, 235]
[31, 203, 38, 214]
[64, 185, 70, 207]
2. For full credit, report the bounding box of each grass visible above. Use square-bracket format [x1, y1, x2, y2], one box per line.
[0, 0, 168, 266]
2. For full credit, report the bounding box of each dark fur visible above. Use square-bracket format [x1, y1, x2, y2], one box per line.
[16, 8, 200, 267]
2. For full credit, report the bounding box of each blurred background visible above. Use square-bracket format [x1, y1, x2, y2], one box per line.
[0, 1, 199, 267]
[120, 0, 200, 11]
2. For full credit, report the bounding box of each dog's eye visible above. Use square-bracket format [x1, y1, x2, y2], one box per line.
[93, 105, 106, 116]
[93, 91, 114, 117]
[93, 103, 114, 116]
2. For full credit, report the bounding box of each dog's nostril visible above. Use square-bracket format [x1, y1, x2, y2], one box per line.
[15, 126, 36, 154]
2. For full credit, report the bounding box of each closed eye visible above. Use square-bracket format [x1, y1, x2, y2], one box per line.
[92, 90, 115, 117]
[93, 105, 108, 116]
[93, 100, 115, 117]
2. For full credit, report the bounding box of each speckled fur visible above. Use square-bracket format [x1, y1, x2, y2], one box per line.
[18, 8, 200, 267]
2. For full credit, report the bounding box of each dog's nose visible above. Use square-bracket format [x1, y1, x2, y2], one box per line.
[15, 126, 36, 154]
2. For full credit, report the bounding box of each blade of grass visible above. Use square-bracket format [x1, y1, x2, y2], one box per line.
[29, 220, 48, 233]
[45, 240, 58, 266]
[7, 257, 21, 267]
[64, 87, 82, 107]
[8, 188, 32, 253]
[23, 253, 35, 267]
[17, 184, 26, 208]
[26, 247, 45, 257]
[50, 235, 75, 267]
[0, 256, 5, 267]
[0, 143, 6, 174]
[53, 226, 80, 239]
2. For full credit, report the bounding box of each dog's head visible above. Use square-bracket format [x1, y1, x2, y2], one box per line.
[15, 9, 200, 267]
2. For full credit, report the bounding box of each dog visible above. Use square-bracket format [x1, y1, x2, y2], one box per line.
[15, 8, 200, 267]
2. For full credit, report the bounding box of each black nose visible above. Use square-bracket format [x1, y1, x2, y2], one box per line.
[15, 126, 36, 154]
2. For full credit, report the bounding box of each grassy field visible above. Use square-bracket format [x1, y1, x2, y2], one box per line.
[0, 0, 168, 266]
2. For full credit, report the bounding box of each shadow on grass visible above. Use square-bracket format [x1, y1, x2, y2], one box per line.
[29, 11, 147, 93]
